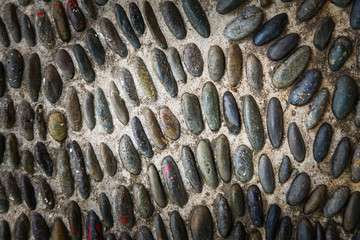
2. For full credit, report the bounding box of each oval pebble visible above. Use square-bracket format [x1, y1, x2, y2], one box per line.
[331, 75, 357, 120]
[159, 106, 181, 140]
[138, 226, 154, 240]
[323, 186, 350, 218]
[35, 11, 55, 49]
[267, 33, 299, 61]
[216, 0, 244, 14]
[120, 68, 139, 107]
[330, 137, 351, 179]
[350, 0, 360, 30]
[14, 213, 30, 240]
[39, 178, 55, 209]
[266, 204, 281, 240]
[351, 144, 360, 183]
[213, 134, 231, 182]
[233, 145, 253, 182]
[142, 108, 166, 150]
[86, 28, 105, 66]
[215, 193, 232, 237]
[83, 91, 96, 130]
[258, 154, 275, 194]
[3, 3, 21, 43]
[100, 18, 128, 58]
[229, 183, 245, 217]
[223, 91, 241, 135]
[66, 0, 86, 32]
[1, 97, 15, 129]
[183, 43, 203, 77]
[119, 134, 141, 175]
[17, 101, 34, 141]
[278, 216, 292, 240]
[243, 95, 264, 151]
[278, 155, 291, 183]
[132, 116, 153, 158]
[73, 44, 95, 83]
[202, 82, 220, 131]
[86, 210, 103, 240]
[328, 36, 352, 71]
[24, 53, 41, 102]
[182, 146, 202, 193]
[297, 0, 325, 21]
[115, 4, 141, 49]
[286, 172, 311, 206]
[35, 105, 47, 140]
[343, 191, 360, 232]
[313, 17, 335, 51]
[247, 185, 264, 227]
[19, 13, 36, 47]
[110, 81, 129, 125]
[5, 172, 21, 205]
[133, 183, 154, 219]
[21, 175, 36, 210]
[0, 18, 9, 47]
[181, 92, 204, 135]
[53, 1, 71, 42]
[305, 88, 329, 130]
[32, 213, 50, 239]
[43, 64, 63, 104]
[116, 185, 135, 228]
[6, 49, 24, 89]
[168, 47, 187, 83]
[297, 218, 313, 240]
[57, 148, 74, 198]
[148, 163, 167, 207]
[196, 140, 218, 189]
[100, 142, 117, 177]
[267, 97, 283, 149]
[21, 150, 34, 174]
[95, 87, 114, 134]
[246, 54, 263, 93]
[6, 133, 20, 168]
[191, 205, 213, 240]
[208, 45, 225, 82]
[48, 111, 67, 142]
[51, 217, 69, 240]
[84, 142, 103, 182]
[34, 142, 53, 176]
[170, 211, 188, 240]
[253, 13, 288, 46]
[182, 0, 210, 38]
[129, 2, 145, 35]
[67, 201, 82, 240]
[287, 122, 306, 162]
[144, 1, 168, 49]
[55, 49, 74, 79]
[227, 44, 242, 87]
[133, 57, 158, 102]
[66, 87, 82, 132]
[303, 184, 327, 215]
[161, 1, 186, 40]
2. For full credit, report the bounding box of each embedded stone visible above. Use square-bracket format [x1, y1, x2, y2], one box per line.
[233, 145, 253, 182]
[303, 184, 327, 215]
[86, 28, 106, 66]
[144, 1, 167, 49]
[183, 43, 203, 77]
[133, 183, 154, 219]
[313, 17, 335, 51]
[19, 13, 36, 47]
[115, 185, 135, 228]
[201, 82, 220, 131]
[57, 148, 74, 198]
[267, 33, 299, 61]
[21, 150, 34, 174]
[120, 68, 139, 107]
[297, 218, 313, 240]
[39, 178, 55, 209]
[196, 140, 218, 189]
[66, 0, 86, 32]
[323, 186, 350, 218]
[168, 47, 187, 83]
[21, 175, 36, 210]
[182, 0, 210, 38]
[142, 107, 166, 150]
[35, 105, 46, 140]
[99, 192, 113, 228]
[181, 93, 204, 135]
[4, 172, 21, 205]
[55, 49, 74, 79]
[0, 18, 9, 47]
[35, 11, 55, 49]
[246, 54, 263, 93]
[148, 163, 167, 207]
[133, 57, 158, 102]
[247, 185, 264, 227]
[278, 155, 291, 183]
[182, 146, 202, 193]
[227, 44, 242, 87]
[86, 210, 103, 240]
[95, 87, 114, 134]
[67, 201, 82, 240]
[216, 0, 244, 14]
[100, 18, 128, 58]
[229, 183, 245, 217]
[119, 134, 141, 175]
[132, 116, 153, 158]
[43, 64, 63, 104]
[296, 0, 326, 21]
[223, 91, 241, 135]
[287, 122, 306, 162]
[48, 111, 67, 142]
[24, 53, 41, 102]
[31, 213, 50, 240]
[161, 1, 187, 39]
[154, 213, 168, 240]
[159, 106, 181, 140]
[286, 172, 311, 206]
[330, 137, 351, 179]
[331, 75, 357, 120]
[84, 142, 103, 182]
[6, 133, 20, 168]
[83, 91, 96, 130]
[34, 142, 53, 176]
[100, 142, 117, 177]
[266, 204, 281, 240]
[213, 134, 231, 182]
[170, 211, 188, 240]
[6, 49, 24, 88]
[253, 13, 288, 46]
[191, 205, 213, 240]
[258, 154, 275, 194]
[208, 45, 225, 82]
[73, 44, 95, 83]
[215, 193, 232, 237]
[115, 4, 141, 49]
[14, 213, 30, 240]
[66, 87, 82, 132]
[1, 97, 15, 129]
[267, 97, 283, 149]
[328, 36, 352, 71]
[53, 1, 71, 42]
[17, 101, 34, 141]
[110, 81, 129, 125]
[278, 216, 292, 240]
[305, 88, 329, 130]
[129, 2, 145, 35]
[3, 3, 21, 43]
[351, 144, 360, 183]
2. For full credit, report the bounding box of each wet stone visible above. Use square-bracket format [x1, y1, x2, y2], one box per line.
[100, 142, 117, 177]
[83, 91, 96, 130]
[39, 178, 55, 209]
[55, 49, 75, 79]
[208, 45, 225, 82]
[34, 142, 53, 176]
[258, 154, 275, 194]
[0, 63, 5, 97]
[133, 183, 154, 219]
[53, 1, 71, 42]
[66, 0, 86, 32]
[313, 17, 335, 51]
[99, 192, 113, 228]
[138, 226, 154, 240]
[330, 137, 351, 179]
[183, 43, 203, 77]
[48, 111, 67, 142]
[343, 191, 360, 232]
[35, 11, 55, 49]
[161, 1, 187, 39]
[224, 6, 263, 40]
[32, 213, 50, 239]
[278, 155, 291, 183]
[332, 0, 353, 7]
[95, 87, 114, 134]
[57, 148, 74, 198]
[84, 142, 103, 182]
[350, 0, 360, 30]
[79, 0, 97, 20]
[143, 107, 166, 150]
[5, 172, 21, 205]
[278, 216, 292, 240]
[66, 87, 82, 132]
[286, 172, 311, 206]
[215, 193, 232, 237]
[6, 49, 24, 88]
[129, 2, 145, 35]
[243, 95, 264, 151]
[17, 101, 34, 141]
[182, 0, 210, 38]
[120, 68, 139, 107]
[181, 92, 204, 135]
[182, 146, 202, 193]
[148, 163, 167, 207]
[247, 185, 264, 227]
[323, 186, 350, 218]
[110, 81, 129, 125]
[328, 36, 352, 71]
[116, 185, 135, 228]
[100, 18, 128, 58]
[266, 204, 281, 240]
[253, 13, 288, 46]
[0, 18, 9, 47]
[214, 134, 231, 182]
[159, 106, 181, 140]
[0, 134, 4, 164]
[331, 75, 357, 120]
[115, 4, 141, 49]
[287, 122, 305, 162]
[229, 183, 245, 216]
[297, 218, 313, 240]
[86, 28, 106, 66]
[3, 3, 21, 43]
[19, 13, 36, 47]
[119, 134, 141, 175]
[267, 33, 299, 61]
[132, 116, 153, 158]
[233, 221, 246, 240]
[67, 201, 82, 240]
[21, 150, 34, 174]
[44, 64, 63, 104]
[154, 213, 168, 240]
[233, 145, 253, 182]
[246, 54, 263, 93]
[14, 213, 30, 240]
[25, 53, 41, 102]
[191, 205, 213, 240]
[305, 88, 329, 130]
[202, 82, 220, 131]
[216, 0, 244, 14]
[272, 46, 311, 89]
[227, 44, 242, 87]
[303, 184, 327, 215]
[86, 210, 103, 240]
[69, 141, 91, 199]
[223, 91, 241, 135]
[133, 57, 158, 102]
[351, 144, 360, 183]
[162, 156, 188, 207]
[170, 211, 188, 240]
[152, 48, 178, 97]
[21, 175, 36, 210]
[267, 97, 283, 149]
[51, 217, 69, 240]
[196, 140, 219, 189]
[1, 97, 15, 129]
[6, 133, 20, 168]
[297, 0, 325, 21]
[73, 44, 95, 83]
[168, 47, 187, 83]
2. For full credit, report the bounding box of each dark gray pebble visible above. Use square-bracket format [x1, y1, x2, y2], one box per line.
[66, 0, 86, 32]
[330, 137, 351, 179]
[55, 49, 74, 79]
[119, 134, 141, 175]
[161, 1, 187, 39]
[287, 122, 306, 162]
[258, 154, 275, 194]
[73, 44, 95, 83]
[95, 87, 114, 134]
[247, 185, 264, 227]
[267, 97, 283, 149]
[21, 175, 36, 210]
[31, 213, 50, 239]
[86, 28, 106, 66]
[183, 43, 203, 77]
[43, 64, 63, 104]
[286, 172, 311, 206]
[129, 2, 145, 35]
[170, 211, 188, 240]
[266, 204, 281, 240]
[100, 18, 128, 58]
[297, 0, 326, 21]
[132, 116, 152, 158]
[35, 11, 55, 49]
[253, 13, 288, 46]
[115, 4, 141, 49]
[6, 49, 24, 88]
[313, 17, 334, 51]
[332, 75, 357, 120]
[323, 186, 350, 218]
[267, 33, 299, 61]
[25, 53, 41, 102]
[182, 0, 210, 38]
[34, 142, 53, 176]
[19, 13, 36, 47]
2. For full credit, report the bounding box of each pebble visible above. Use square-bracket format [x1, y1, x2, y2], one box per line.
[3, 3, 21, 43]
[267, 97, 283, 149]
[144, 1, 167, 49]
[316, 221, 325, 240]
[159, 106, 181, 140]
[53, 1, 71, 42]
[133, 183, 154, 219]
[86, 28, 106, 66]
[323, 186, 350, 218]
[267, 33, 299, 61]
[95, 0, 108, 6]
[6, 49, 24, 88]
[100, 142, 117, 176]
[119, 134, 141, 175]
[116, 185, 135, 228]
[227, 44, 242, 87]
[288, 68, 322, 106]
[67, 201, 82, 240]
[115, 4, 141, 49]
[0, 18, 9, 47]
[247, 185, 264, 227]
[213, 134, 231, 182]
[133, 57, 158, 102]
[73, 44, 95, 83]
[99, 192, 113, 228]
[196, 140, 219, 189]
[351, 144, 360, 183]
[95, 87, 114, 134]
[148, 163, 167, 207]
[287, 122, 306, 162]
[132, 116, 153, 158]
[66, 87, 82, 132]
[181, 92, 204, 135]
[332, 0, 353, 7]
[266, 204, 281, 240]
[170, 211, 188, 240]
[223, 91, 241, 135]
[35, 11, 55, 49]
[303, 184, 327, 215]
[233, 144, 253, 182]
[129, 2, 145, 35]
[332, 75, 357, 120]
[325, 221, 340, 240]
[55, 49, 74, 79]
[182, 146, 202, 193]
[39, 178, 55, 209]
[25, 53, 41, 101]
[216, 0, 244, 14]
[162, 156, 188, 207]
[305, 88, 329, 130]
[215, 193, 232, 237]
[355, 99, 360, 127]
[183, 43, 203, 77]
[21, 150, 34, 174]
[35, 105, 47, 140]
[83, 91, 96, 130]
[350, 0, 360, 29]
[43, 64, 63, 104]
[138, 226, 154, 240]
[229, 183, 245, 216]
[84, 142, 103, 182]
[208, 45, 225, 82]
[66, 0, 86, 32]
[154, 213, 168, 240]
[86, 210, 103, 240]
[278, 216, 292, 240]
[17, 101, 34, 141]
[69, 141, 91, 199]
[51, 217, 69, 240]
[1, 97, 15, 129]
[271, 46, 311, 89]
[120, 68, 139, 106]
[110, 81, 129, 125]
[34, 142, 53, 176]
[278, 155, 291, 183]
[246, 54, 263, 92]
[191, 205, 213, 240]
[202, 82, 220, 131]
[286, 172, 311, 206]
[142, 108, 166, 150]
[5, 172, 21, 205]
[343, 191, 360, 232]
[0, 63, 4, 97]
[233, 221, 246, 239]
[182, 0, 210, 38]
[0, 181, 7, 213]
[14, 213, 30, 240]
[21, 175, 36, 210]
[168, 47, 187, 83]
[243, 95, 265, 150]
[248, 230, 262, 240]
[6, 133, 20, 168]
[152, 48, 178, 97]
[100, 18, 128, 58]
[79, 0, 97, 20]
[258, 154, 275, 194]
[19, 13, 36, 47]
[48, 111, 67, 142]
[296, 0, 325, 21]
[253, 13, 288, 46]
[330, 137, 351, 179]
[161, 1, 187, 39]
[0, 134, 4, 164]
[297, 218, 313, 240]
[313, 17, 335, 51]
[224, 6, 263, 40]
[57, 148, 74, 198]
[32, 213, 50, 239]
[328, 36, 352, 71]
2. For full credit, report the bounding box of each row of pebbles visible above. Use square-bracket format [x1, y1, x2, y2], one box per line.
[0, 0, 359, 239]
